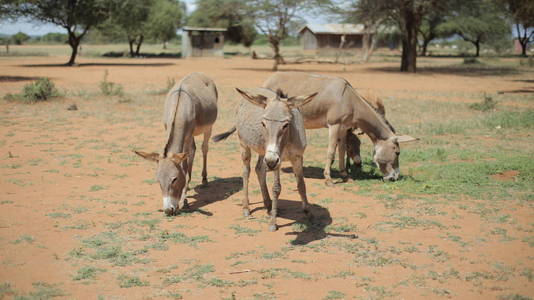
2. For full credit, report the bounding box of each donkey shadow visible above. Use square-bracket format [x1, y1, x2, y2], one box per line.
[262, 199, 357, 245]
[180, 176, 242, 216]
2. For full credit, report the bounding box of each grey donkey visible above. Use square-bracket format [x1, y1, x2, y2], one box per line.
[134, 72, 218, 216]
[212, 88, 317, 232]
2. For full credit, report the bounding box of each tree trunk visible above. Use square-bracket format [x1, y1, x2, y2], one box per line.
[474, 41, 480, 57]
[271, 39, 281, 71]
[362, 32, 370, 62]
[520, 41, 527, 57]
[128, 39, 135, 57]
[421, 37, 431, 56]
[135, 35, 144, 56]
[67, 35, 80, 66]
[400, 3, 418, 73]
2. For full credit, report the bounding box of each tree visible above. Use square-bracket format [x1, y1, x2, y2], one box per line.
[440, 0, 510, 57]
[248, 0, 312, 71]
[353, 0, 444, 72]
[146, 0, 185, 49]
[103, 0, 154, 57]
[11, 31, 29, 44]
[418, 11, 446, 56]
[16, 0, 110, 65]
[188, 0, 256, 48]
[502, 0, 534, 56]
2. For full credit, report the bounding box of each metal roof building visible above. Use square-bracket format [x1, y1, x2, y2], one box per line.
[298, 23, 372, 50]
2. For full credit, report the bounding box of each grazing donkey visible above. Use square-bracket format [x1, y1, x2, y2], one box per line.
[213, 88, 317, 231]
[134, 72, 218, 216]
[263, 72, 417, 185]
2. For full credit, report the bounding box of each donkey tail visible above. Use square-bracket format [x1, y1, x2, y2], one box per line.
[212, 126, 236, 142]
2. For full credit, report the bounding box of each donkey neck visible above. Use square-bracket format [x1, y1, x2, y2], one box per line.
[349, 88, 394, 142]
[163, 88, 194, 157]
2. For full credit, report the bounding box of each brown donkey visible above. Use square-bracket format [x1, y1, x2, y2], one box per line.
[213, 88, 317, 231]
[135, 72, 218, 215]
[263, 72, 417, 185]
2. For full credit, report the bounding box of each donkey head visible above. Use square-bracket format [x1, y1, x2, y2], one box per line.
[236, 88, 317, 171]
[134, 151, 188, 215]
[373, 135, 417, 181]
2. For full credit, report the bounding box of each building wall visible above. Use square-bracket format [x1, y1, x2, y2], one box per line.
[300, 29, 318, 50]
[182, 31, 225, 58]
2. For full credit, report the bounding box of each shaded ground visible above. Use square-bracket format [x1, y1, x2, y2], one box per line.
[0, 53, 533, 300]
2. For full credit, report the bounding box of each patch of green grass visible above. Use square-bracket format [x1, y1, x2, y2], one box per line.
[73, 266, 106, 281]
[1, 200, 14, 205]
[261, 251, 285, 260]
[229, 224, 260, 236]
[4, 78, 61, 103]
[470, 94, 497, 112]
[159, 230, 211, 247]
[89, 185, 107, 192]
[117, 275, 149, 288]
[46, 212, 71, 219]
[15, 282, 66, 299]
[12, 234, 35, 244]
[499, 295, 533, 300]
[0, 282, 15, 298]
[323, 290, 345, 300]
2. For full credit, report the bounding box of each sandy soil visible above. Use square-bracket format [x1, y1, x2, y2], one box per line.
[0, 55, 533, 300]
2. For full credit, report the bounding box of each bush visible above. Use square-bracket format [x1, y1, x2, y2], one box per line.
[99, 70, 124, 96]
[4, 77, 60, 103]
[463, 57, 481, 64]
[469, 94, 497, 112]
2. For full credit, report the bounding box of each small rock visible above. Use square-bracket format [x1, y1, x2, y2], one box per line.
[67, 104, 78, 111]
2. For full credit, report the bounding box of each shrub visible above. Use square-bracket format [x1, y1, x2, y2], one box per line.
[463, 57, 481, 65]
[470, 94, 497, 112]
[4, 77, 60, 103]
[99, 70, 124, 96]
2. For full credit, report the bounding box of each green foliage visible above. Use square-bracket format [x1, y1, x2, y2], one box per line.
[440, 0, 510, 56]
[188, 0, 256, 46]
[4, 78, 60, 103]
[146, 0, 184, 45]
[469, 94, 497, 111]
[117, 275, 149, 288]
[16, 0, 111, 65]
[39, 32, 68, 44]
[99, 70, 124, 96]
[11, 31, 30, 45]
[73, 266, 106, 281]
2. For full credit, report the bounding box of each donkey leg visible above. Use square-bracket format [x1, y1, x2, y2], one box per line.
[201, 129, 211, 185]
[337, 128, 348, 181]
[291, 155, 311, 218]
[324, 124, 340, 186]
[180, 139, 196, 209]
[255, 155, 271, 212]
[241, 146, 252, 217]
[269, 168, 281, 232]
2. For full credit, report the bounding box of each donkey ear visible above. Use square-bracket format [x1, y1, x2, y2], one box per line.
[169, 152, 188, 164]
[236, 88, 267, 108]
[287, 92, 318, 108]
[395, 135, 419, 143]
[133, 150, 161, 162]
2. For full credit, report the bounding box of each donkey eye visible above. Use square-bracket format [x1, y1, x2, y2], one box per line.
[282, 123, 289, 129]
[171, 177, 177, 184]
[261, 121, 266, 128]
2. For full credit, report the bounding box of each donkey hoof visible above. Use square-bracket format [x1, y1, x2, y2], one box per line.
[243, 209, 250, 217]
[202, 178, 208, 185]
[325, 179, 334, 187]
[164, 208, 175, 216]
[268, 224, 277, 232]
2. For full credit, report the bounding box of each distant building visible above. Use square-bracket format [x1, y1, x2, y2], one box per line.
[181, 27, 226, 58]
[298, 24, 372, 50]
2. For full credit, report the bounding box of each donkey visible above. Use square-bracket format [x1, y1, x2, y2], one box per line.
[263, 72, 417, 185]
[134, 72, 218, 216]
[213, 88, 317, 231]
